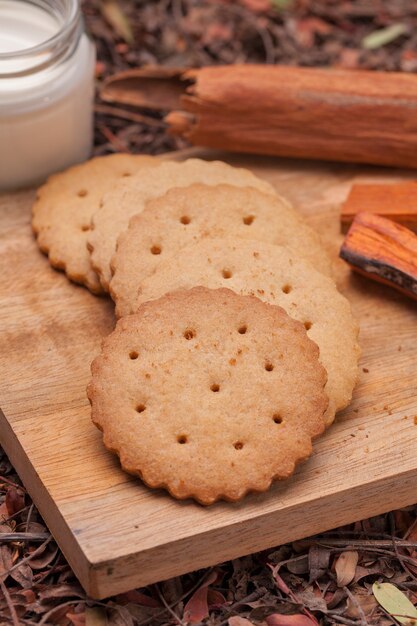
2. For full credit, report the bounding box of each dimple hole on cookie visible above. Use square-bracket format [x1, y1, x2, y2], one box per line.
[222, 269, 232, 279]
[282, 284, 292, 294]
[150, 245, 162, 255]
[77, 189, 88, 198]
[234, 441, 244, 450]
[81, 225, 90, 232]
[243, 215, 255, 225]
[180, 215, 191, 225]
[177, 435, 188, 444]
[210, 383, 220, 392]
[129, 351, 139, 360]
[136, 404, 146, 413]
[238, 325, 247, 335]
[183, 329, 195, 340]
[265, 362, 274, 372]
[304, 321, 312, 331]
[272, 413, 283, 424]
[122, 172, 132, 177]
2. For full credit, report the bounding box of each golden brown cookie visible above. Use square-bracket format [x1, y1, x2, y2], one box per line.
[88, 287, 328, 505]
[110, 184, 332, 317]
[32, 154, 160, 293]
[135, 238, 360, 427]
[88, 159, 276, 291]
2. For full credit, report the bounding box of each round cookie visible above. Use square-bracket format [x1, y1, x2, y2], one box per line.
[32, 154, 160, 294]
[88, 287, 328, 505]
[110, 184, 332, 317]
[88, 159, 277, 291]
[134, 238, 360, 427]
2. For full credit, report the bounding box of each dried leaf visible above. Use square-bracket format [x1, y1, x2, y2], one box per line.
[28, 543, 58, 569]
[266, 614, 317, 626]
[354, 563, 394, 583]
[335, 551, 358, 587]
[108, 605, 135, 626]
[85, 607, 108, 625]
[239, 0, 271, 12]
[271, 0, 293, 10]
[296, 589, 327, 614]
[101, 0, 134, 44]
[0, 544, 13, 580]
[287, 556, 309, 575]
[5, 487, 25, 516]
[269, 566, 290, 594]
[346, 588, 377, 619]
[373, 582, 417, 625]
[0, 501, 9, 519]
[183, 571, 218, 624]
[68, 612, 86, 626]
[38, 583, 85, 602]
[308, 546, 330, 582]
[229, 618, 255, 626]
[207, 589, 227, 607]
[362, 24, 407, 50]
[10, 561, 33, 589]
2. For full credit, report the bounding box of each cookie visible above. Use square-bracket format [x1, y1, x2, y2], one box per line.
[32, 154, 160, 294]
[88, 159, 276, 291]
[135, 238, 360, 426]
[110, 184, 332, 317]
[88, 287, 328, 505]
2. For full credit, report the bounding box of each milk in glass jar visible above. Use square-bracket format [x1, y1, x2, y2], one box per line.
[0, 0, 95, 190]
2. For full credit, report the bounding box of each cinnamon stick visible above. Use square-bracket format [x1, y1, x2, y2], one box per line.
[101, 65, 417, 169]
[341, 182, 417, 233]
[339, 212, 417, 300]
[101, 66, 187, 111]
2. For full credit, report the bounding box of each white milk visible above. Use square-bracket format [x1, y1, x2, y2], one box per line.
[0, 0, 95, 190]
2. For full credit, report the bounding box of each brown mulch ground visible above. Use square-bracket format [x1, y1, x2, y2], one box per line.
[86, 0, 417, 156]
[1, 1, 417, 624]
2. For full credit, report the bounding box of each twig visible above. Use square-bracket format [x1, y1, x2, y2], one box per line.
[137, 568, 215, 626]
[2, 536, 52, 577]
[24, 503, 34, 533]
[0, 532, 50, 543]
[38, 599, 86, 626]
[95, 104, 165, 128]
[344, 586, 369, 626]
[155, 585, 186, 626]
[389, 522, 417, 584]
[318, 539, 417, 549]
[0, 476, 24, 490]
[219, 2, 276, 63]
[404, 516, 417, 540]
[98, 125, 130, 153]
[326, 614, 363, 626]
[326, 545, 417, 567]
[0, 578, 20, 626]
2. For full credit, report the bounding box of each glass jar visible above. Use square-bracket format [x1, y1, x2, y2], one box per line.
[0, 0, 95, 191]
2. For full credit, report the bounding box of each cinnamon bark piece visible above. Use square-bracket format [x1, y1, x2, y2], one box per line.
[101, 65, 417, 169]
[340, 212, 417, 301]
[341, 182, 417, 233]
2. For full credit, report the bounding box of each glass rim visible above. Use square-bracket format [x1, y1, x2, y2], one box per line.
[0, 0, 81, 60]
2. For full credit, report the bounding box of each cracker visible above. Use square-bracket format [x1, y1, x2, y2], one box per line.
[88, 287, 328, 505]
[88, 159, 276, 291]
[32, 154, 159, 294]
[135, 238, 360, 426]
[110, 183, 332, 317]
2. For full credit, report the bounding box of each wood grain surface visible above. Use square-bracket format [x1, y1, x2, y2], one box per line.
[1, 150, 417, 599]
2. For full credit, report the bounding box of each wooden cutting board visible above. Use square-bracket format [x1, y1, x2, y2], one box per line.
[1, 150, 417, 600]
